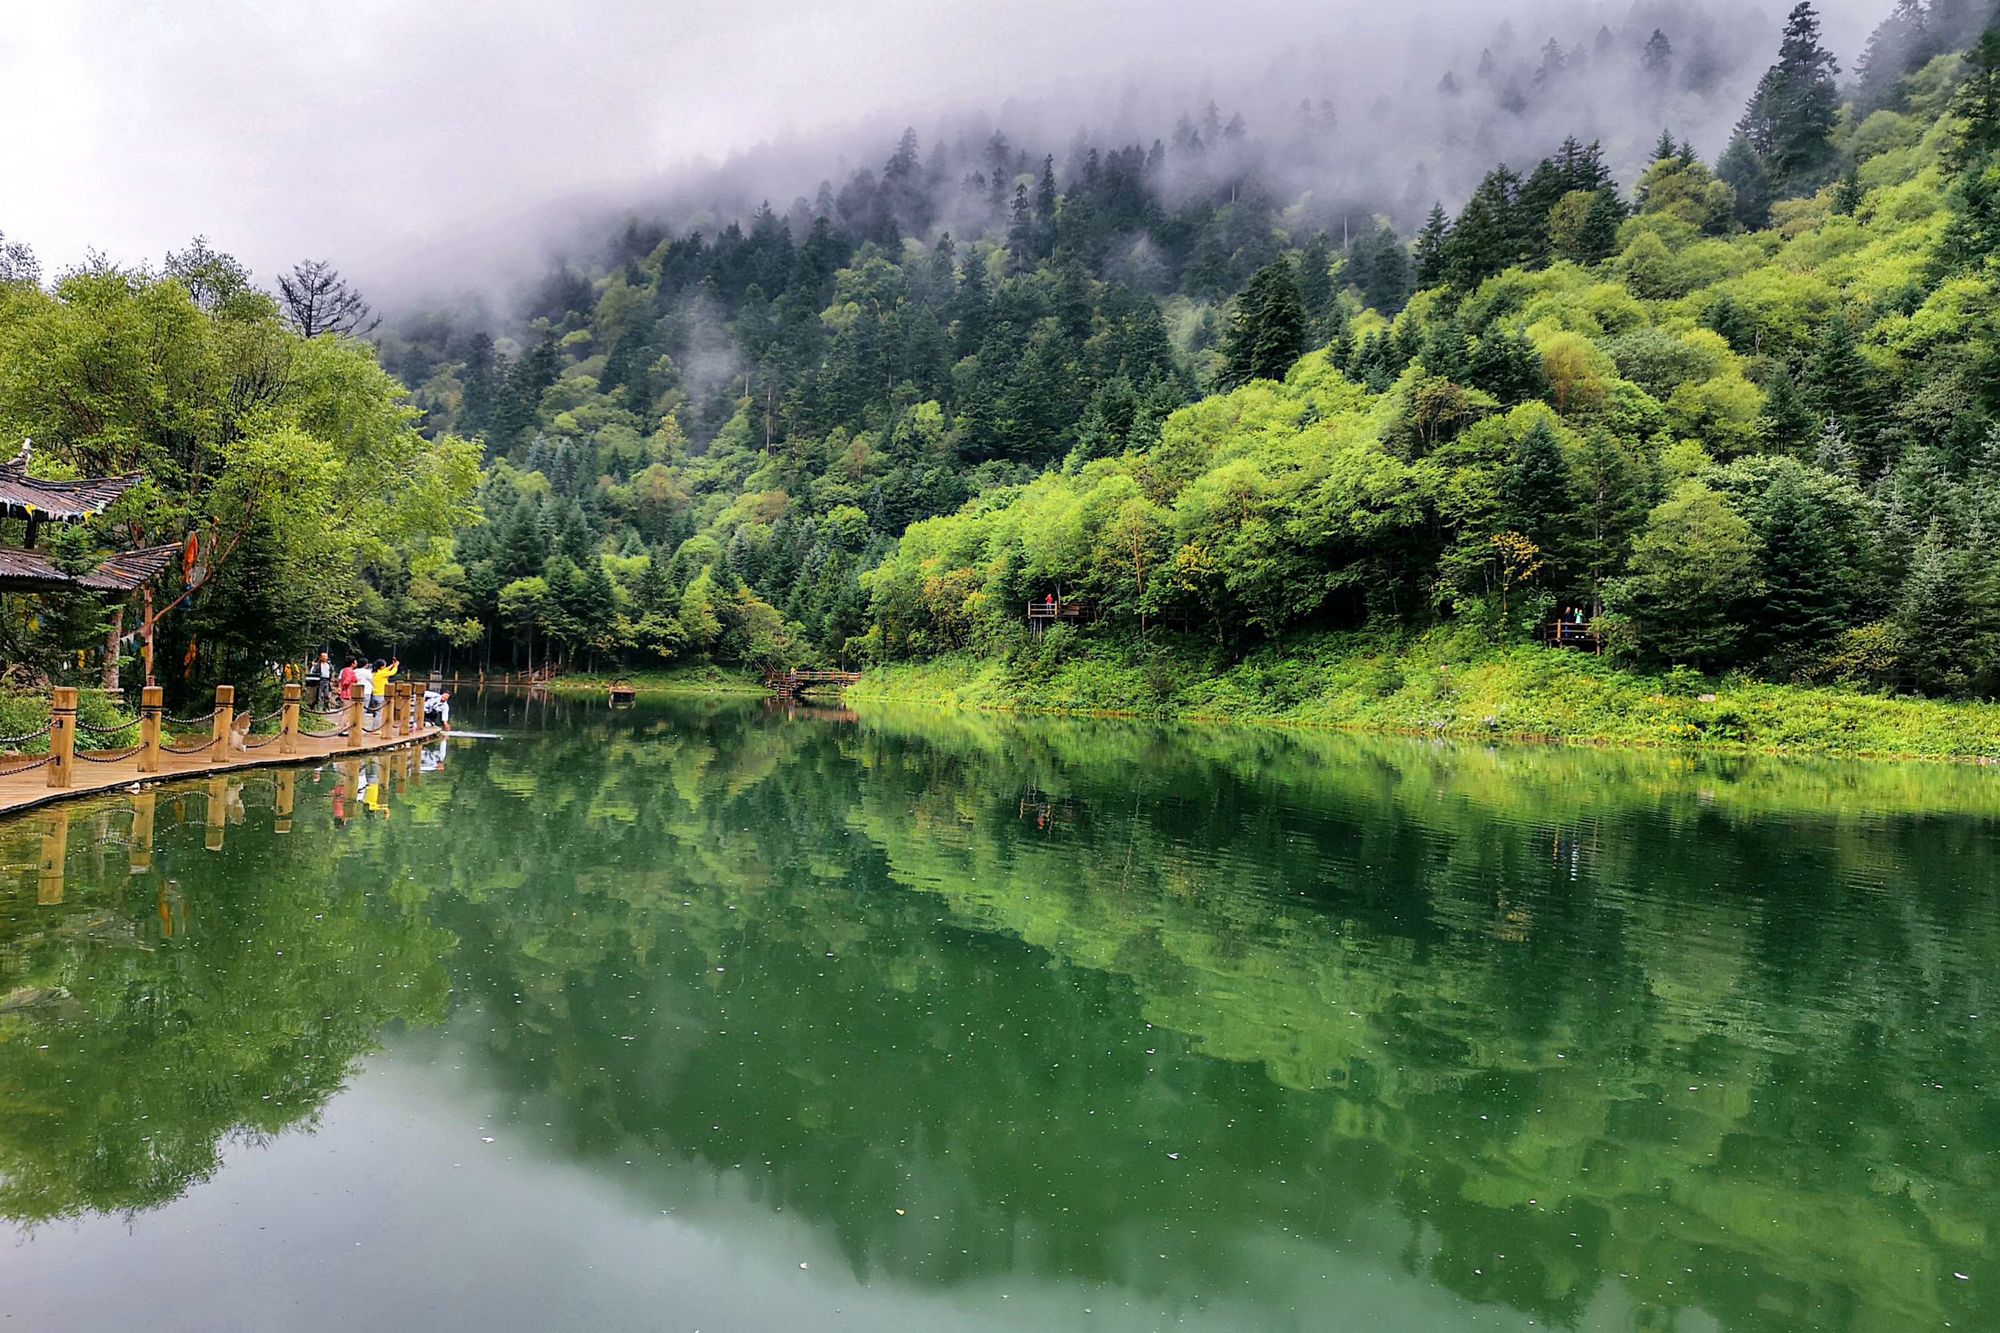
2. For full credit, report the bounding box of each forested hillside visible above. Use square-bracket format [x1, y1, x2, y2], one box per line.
[344, 0, 2000, 705]
[7, 1, 1994, 713]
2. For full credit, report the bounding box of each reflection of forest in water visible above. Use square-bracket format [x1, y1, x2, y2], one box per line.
[1, 700, 1995, 1331]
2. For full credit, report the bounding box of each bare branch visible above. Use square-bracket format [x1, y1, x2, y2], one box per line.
[277, 259, 380, 339]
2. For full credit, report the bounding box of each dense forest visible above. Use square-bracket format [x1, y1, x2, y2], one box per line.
[3, 0, 1999, 708]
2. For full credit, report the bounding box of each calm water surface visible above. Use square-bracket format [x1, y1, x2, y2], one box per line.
[0, 695, 1993, 1331]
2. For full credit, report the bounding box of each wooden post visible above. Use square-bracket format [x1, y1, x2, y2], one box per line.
[139, 685, 163, 773]
[205, 775, 227, 851]
[275, 769, 295, 834]
[346, 693, 364, 750]
[36, 809, 69, 904]
[396, 682, 411, 735]
[280, 683, 301, 755]
[47, 687, 77, 789]
[403, 683, 419, 736]
[210, 685, 235, 761]
[130, 791, 157, 872]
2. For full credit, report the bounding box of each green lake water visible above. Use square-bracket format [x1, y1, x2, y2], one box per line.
[0, 695, 1993, 1331]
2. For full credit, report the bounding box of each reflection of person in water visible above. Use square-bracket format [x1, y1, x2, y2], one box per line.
[362, 764, 389, 818]
[420, 737, 449, 773]
[331, 777, 348, 827]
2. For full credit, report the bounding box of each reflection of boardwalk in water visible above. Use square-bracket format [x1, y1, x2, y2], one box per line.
[1, 745, 437, 917]
[1018, 785, 1082, 831]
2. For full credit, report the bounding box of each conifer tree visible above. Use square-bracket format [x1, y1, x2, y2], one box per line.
[1723, 2, 1841, 223]
[1295, 234, 1337, 338]
[1413, 206, 1452, 287]
[1218, 260, 1308, 388]
[1754, 468, 1845, 661]
[1643, 30, 1674, 78]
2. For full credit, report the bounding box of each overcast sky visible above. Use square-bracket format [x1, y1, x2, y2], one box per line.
[1, 1, 1883, 297]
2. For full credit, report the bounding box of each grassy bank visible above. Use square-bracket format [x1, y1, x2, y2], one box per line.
[844, 631, 2000, 763]
[514, 666, 767, 697]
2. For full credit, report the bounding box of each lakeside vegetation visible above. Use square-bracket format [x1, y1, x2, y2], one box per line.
[847, 631, 2000, 760]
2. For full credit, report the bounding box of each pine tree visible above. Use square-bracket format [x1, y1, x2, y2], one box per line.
[1951, 28, 2000, 172]
[1653, 128, 1679, 161]
[501, 497, 548, 582]
[1576, 188, 1626, 262]
[1833, 161, 1864, 215]
[1218, 260, 1307, 388]
[1643, 30, 1674, 78]
[1898, 531, 1976, 694]
[1444, 166, 1527, 288]
[1503, 418, 1578, 576]
[1295, 234, 1337, 338]
[1717, 130, 1774, 229]
[1007, 183, 1034, 272]
[1754, 468, 1845, 661]
[1466, 329, 1546, 405]
[1803, 315, 1882, 466]
[1356, 223, 1412, 313]
[1728, 3, 1841, 214]
[1855, 0, 1930, 112]
[1414, 205, 1451, 287]
[1035, 156, 1059, 258]
[1760, 369, 1817, 453]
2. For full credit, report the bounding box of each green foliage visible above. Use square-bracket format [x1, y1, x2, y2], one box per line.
[0, 262, 477, 698]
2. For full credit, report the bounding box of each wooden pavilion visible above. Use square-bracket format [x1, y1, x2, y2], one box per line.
[0, 441, 181, 686]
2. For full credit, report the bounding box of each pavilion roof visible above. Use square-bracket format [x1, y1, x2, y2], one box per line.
[0, 443, 143, 523]
[0, 542, 181, 595]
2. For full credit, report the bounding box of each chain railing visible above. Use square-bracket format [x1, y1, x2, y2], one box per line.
[3, 678, 431, 805]
[0, 752, 54, 778]
[0, 721, 54, 751]
[77, 745, 146, 764]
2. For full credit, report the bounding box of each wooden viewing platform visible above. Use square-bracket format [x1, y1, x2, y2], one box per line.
[1546, 619, 1605, 653]
[0, 681, 439, 820]
[767, 670, 863, 697]
[1027, 599, 1093, 636]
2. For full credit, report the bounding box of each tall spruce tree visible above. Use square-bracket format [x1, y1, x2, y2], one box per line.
[1722, 2, 1841, 224]
[1218, 260, 1307, 388]
[1413, 205, 1452, 287]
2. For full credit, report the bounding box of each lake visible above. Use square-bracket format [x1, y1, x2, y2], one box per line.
[0, 694, 1992, 1331]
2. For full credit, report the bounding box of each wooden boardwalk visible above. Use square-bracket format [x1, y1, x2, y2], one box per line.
[0, 684, 440, 821]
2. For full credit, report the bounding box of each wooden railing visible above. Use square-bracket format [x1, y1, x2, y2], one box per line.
[1547, 621, 1604, 652]
[767, 670, 863, 696]
[1, 679, 433, 806]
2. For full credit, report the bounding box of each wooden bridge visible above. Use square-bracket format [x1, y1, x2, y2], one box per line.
[0, 682, 439, 819]
[766, 670, 863, 697]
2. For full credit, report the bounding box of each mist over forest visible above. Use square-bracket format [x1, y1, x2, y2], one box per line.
[387, 1, 1805, 319]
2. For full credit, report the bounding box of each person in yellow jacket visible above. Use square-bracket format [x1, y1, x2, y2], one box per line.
[371, 658, 400, 713]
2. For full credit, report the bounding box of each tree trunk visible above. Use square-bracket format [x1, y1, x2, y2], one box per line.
[101, 604, 125, 692]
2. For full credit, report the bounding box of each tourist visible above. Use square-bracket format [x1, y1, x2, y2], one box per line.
[337, 658, 358, 704]
[354, 659, 376, 712]
[376, 656, 400, 703]
[309, 653, 334, 707]
[423, 688, 451, 730]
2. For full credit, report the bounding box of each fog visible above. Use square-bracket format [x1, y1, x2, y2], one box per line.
[0, 0, 1893, 306]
